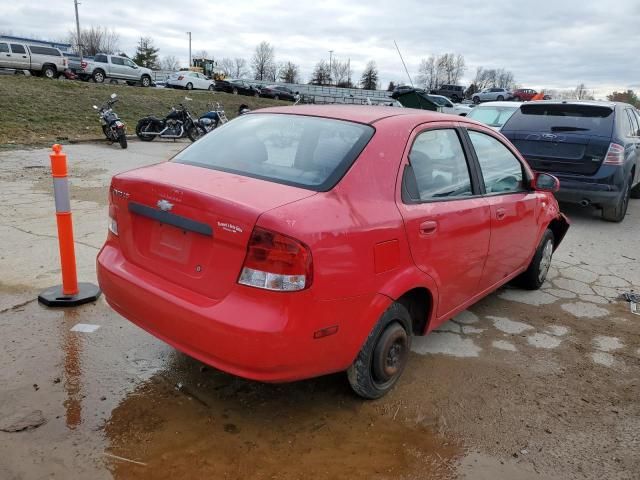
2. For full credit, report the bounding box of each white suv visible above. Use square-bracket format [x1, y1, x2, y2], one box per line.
[0, 41, 67, 78]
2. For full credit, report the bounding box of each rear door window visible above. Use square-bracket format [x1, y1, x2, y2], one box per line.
[110, 57, 124, 65]
[503, 103, 615, 136]
[405, 129, 473, 200]
[468, 131, 525, 194]
[10, 44, 26, 54]
[0, 43, 8, 53]
[625, 110, 639, 137]
[174, 114, 374, 191]
[94, 54, 108, 63]
[28, 46, 61, 56]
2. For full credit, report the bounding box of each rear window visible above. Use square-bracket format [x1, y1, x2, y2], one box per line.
[504, 103, 614, 135]
[28, 46, 61, 56]
[174, 114, 374, 191]
[467, 105, 519, 128]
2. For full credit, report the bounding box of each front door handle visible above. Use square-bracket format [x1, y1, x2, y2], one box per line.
[419, 220, 438, 235]
[496, 208, 507, 220]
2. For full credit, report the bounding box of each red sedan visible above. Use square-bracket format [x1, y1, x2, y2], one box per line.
[97, 105, 569, 399]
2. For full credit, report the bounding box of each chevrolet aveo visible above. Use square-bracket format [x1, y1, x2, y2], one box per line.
[97, 105, 569, 399]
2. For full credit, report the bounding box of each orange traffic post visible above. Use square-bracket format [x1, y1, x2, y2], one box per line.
[38, 145, 101, 307]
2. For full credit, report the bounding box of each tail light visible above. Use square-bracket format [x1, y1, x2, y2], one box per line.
[80, 61, 87, 69]
[603, 142, 625, 165]
[177, 75, 184, 80]
[108, 204, 118, 236]
[238, 227, 312, 292]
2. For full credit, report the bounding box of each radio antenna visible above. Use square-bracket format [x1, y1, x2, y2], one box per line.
[394, 40, 414, 87]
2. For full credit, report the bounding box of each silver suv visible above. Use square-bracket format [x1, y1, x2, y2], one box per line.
[472, 87, 514, 104]
[79, 54, 153, 86]
[0, 41, 67, 78]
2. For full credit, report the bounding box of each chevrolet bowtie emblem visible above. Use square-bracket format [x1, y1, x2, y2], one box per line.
[157, 199, 174, 212]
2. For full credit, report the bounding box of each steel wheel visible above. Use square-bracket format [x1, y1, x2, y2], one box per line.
[372, 323, 409, 389]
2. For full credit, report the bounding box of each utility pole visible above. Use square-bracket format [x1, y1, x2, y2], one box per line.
[73, 0, 82, 62]
[328, 50, 333, 86]
[186, 32, 192, 68]
[347, 58, 351, 88]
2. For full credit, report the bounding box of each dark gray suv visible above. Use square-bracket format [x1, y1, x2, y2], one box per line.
[502, 101, 640, 222]
[429, 84, 466, 103]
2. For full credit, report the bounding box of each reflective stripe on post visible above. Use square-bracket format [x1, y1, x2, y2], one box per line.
[50, 144, 79, 296]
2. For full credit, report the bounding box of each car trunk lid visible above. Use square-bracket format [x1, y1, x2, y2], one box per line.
[502, 103, 615, 175]
[111, 162, 316, 299]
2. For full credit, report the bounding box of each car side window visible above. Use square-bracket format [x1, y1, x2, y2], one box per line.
[625, 110, 639, 137]
[10, 44, 26, 54]
[110, 57, 124, 65]
[468, 130, 525, 194]
[405, 129, 473, 201]
[95, 55, 107, 63]
[124, 59, 136, 68]
[0, 43, 8, 53]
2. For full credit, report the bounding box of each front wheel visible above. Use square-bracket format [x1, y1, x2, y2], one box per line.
[187, 125, 202, 142]
[473, 96, 480, 104]
[141, 75, 151, 87]
[208, 84, 215, 91]
[515, 229, 554, 290]
[118, 132, 128, 149]
[274, 94, 280, 100]
[497, 95, 504, 101]
[185, 82, 193, 90]
[451, 94, 460, 103]
[347, 302, 411, 399]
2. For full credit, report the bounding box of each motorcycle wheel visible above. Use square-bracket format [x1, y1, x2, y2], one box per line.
[187, 125, 202, 142]
[136, 120, 157, 142]
[102, 125, 109, 137]
[118, 132, 128, 149]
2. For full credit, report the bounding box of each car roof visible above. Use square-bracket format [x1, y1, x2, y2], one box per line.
[528, 99, 616, 108]
[474, 101, 522, 107]
[255, 105, 452, 125]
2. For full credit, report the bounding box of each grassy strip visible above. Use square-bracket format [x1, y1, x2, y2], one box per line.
[0, 75, 286, 146]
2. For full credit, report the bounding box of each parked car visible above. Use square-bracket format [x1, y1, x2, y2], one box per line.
[0, 41, 66, 78]
[166, 71, 215, 90]
[215, 79, 261, 96]
[97, 105, 569, 399]
[392, 85, 418, 97]
[77, 53, 153, 86]
[426, 94, 473, 115]
[512, 88, 538, 102]
[472, 88, 513, 104]
[430, 84, 466, 103]
[501, 101, 640, 222]
[259, 85, 298, 101]
[466, 101, 523, 131]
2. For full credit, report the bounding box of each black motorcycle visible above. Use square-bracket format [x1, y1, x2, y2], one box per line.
[93, 93, 127, 149]
[136, 104, 202, 142]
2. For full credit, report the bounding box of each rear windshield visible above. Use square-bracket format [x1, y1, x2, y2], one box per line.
[174, 114, 374, 191]
[467, 105, 519, 128]
[503, 103, 614, 135]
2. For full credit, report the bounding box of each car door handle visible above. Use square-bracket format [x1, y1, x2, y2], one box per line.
[419, 220, 438, 235]
[495, 208, 507, 220]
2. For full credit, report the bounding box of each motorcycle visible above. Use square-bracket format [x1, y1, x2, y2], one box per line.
[197, 102, 229, 134]
[93, 93, 127, 149]
[136, 103, 202, 142]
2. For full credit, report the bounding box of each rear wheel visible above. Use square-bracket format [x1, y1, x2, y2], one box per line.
[208, 84, 215, 91]
[42, 65, 56, 79]
[451, 94, 460, 103]
[93, 70, 105, 83]
[126, 81, 136, 86]
[118, 132, 128, 149]
[602, 178, 631, 222]
[274, 94, 280, 100]
[473, 96, 480, 104]
[187, 125, 202, 142]
[232, 87, 238, 95]
[185, 82, 193, 90]
[514, 96, 522, 102]
[515, 229, 554, 290]
[254, 90, 260, 97]
[136, 120, 157, 141]
[347, 302, 411, 399]
[497, 95, 504, 101]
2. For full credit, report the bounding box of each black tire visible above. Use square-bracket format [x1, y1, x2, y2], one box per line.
[102, 125, 110, 138]
[515, 229, 554, 290]
[451, 94, 460, 103]
[136, 120, 157, 141]
[126, 81, 136, 86]
[602, 178, 631, 222]
[187, 125, 202, 142]
[274, 94, 280, 100]
[232, 87, 238, 95]
[347, 302, 411, 399]
[93, 70, 105, 83]
[473, 96, 480, 104]
[254, 90, 260, 97]
[514, 96, 522, 102]
[208, 84, 215, 91]
[42, 65, 56, 79]
[497, 95, 504, 101]
[141, 75, 151, 87]
[185, 82, 193, 90]
[118, 133, 128, 149]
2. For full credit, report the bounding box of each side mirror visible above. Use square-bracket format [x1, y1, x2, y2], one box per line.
[110, 93, 117, 99]
[532, 172, 560, 192]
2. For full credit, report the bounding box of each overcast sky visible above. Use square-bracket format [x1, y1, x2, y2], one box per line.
[2, 0, 639, 96]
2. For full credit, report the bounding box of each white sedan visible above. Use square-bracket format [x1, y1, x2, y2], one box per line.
[166, 71, 215, 91]
[426, 94, 473, 116]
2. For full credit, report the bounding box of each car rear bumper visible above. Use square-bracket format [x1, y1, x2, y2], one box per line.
[554, 175, 622, 206]
[97, 243, 388, 382]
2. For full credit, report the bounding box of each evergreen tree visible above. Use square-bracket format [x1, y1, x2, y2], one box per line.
[132, 37, 159, 69]
[360, 61, 379, 90]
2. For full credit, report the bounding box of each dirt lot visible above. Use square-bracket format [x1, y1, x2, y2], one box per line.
[0, 141, 638, 480]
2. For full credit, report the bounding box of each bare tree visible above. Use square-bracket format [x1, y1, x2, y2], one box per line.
[417, 56, 437, 90]
[68, 26, 119, 56]
[221, 57, 249, 79]
[279, 61, 300, 84]
[418, 53, 465, 90]
[474, 66, 516, 90]
[196, 50, 209, 60]
[220, 57, 235, 77]
[310, 60, 331, 85]
[574, 83, 595, 100]
[331, 60, 352, 87]
[161, 55, 180, 71]
[360, 61, 379, 90]
[252, 41, 276, 81]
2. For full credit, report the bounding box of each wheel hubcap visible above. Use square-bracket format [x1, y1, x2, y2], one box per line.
[538, 239, 553, 283]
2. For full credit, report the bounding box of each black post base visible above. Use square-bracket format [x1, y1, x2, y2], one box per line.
[38, 282, 102, 307]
